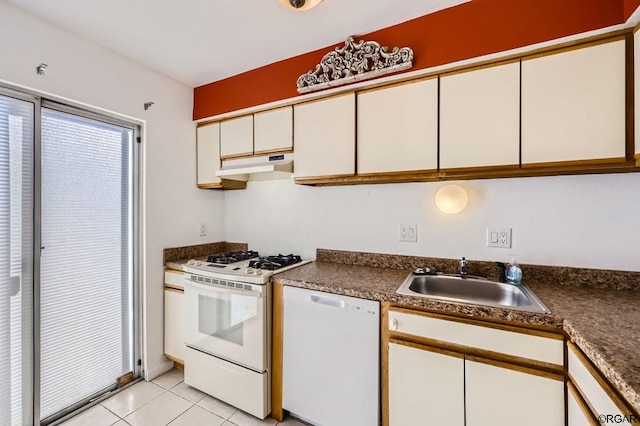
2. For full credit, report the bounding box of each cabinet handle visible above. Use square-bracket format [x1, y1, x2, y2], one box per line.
[390, 318, 398, 331]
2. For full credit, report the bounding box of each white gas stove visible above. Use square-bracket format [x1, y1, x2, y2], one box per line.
[181, 250, 310, 419]
[182, 251, 310, 284]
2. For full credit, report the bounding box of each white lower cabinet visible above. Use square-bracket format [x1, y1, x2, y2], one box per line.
[388, 342, 563, 426]
[164, 288, 185, 362]
[568, 383, 598, 426]
[567, 343, 636, 426]
[465, 359, 564, 426]
[388, 343, 464, 426]
[386, 308, 566, 426]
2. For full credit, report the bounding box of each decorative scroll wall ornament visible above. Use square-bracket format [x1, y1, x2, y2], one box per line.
[296, 36, 414, 93]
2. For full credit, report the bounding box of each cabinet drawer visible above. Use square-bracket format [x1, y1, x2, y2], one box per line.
[164, 270, 185, 288]
[388, 309, 563, 365]
[568, 343, 630, 422]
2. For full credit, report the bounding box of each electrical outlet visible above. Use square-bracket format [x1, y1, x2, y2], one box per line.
[398, 224, 417, 242]
[487, 227, 511, 248]
[199, 222, 208, 237]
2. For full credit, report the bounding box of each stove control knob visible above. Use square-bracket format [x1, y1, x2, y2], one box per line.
[187, 259, 202, 266]
[255, 269, 262, 275]
[246, 267, 253, 274]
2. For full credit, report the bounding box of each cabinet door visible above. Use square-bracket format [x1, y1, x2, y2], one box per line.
[440, 62, 520, 169]
[388, 342, 464, 426]
[357, 79, 438, 174]
[196, 122, 221, 187]
[568, 383, 599, 426]
[568, 343, 633, 424]
[522, 39, 626, 165]
[164, 289, 185, 362]
[465, 359, 564, 426]
[254, 106, 293, 154]
[220, 115, 253, 158]
[293, 94, 355, 179]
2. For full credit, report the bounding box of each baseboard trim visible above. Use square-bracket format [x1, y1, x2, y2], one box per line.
[145, 359, 174, 381]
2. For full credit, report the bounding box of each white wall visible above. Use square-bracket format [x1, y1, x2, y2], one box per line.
[0, 2, 225, 379]
[225, 173, 640, 272]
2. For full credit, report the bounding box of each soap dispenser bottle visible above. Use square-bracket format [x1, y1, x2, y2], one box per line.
[506, 255, 523, 285]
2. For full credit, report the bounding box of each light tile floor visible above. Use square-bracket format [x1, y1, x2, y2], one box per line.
[60, 368, 307, 426]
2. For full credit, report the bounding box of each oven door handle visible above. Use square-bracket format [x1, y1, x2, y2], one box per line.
[185, 279, 263, 298]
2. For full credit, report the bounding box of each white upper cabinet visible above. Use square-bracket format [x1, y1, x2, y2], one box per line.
[196, 122, 221, 187]
[220, 115, 254, 158]
[294, 93, 356, 179]
[440, 62, 520, 169]
[357, 79, 438, 174]
[521, 39, 626, 165]
[254, 106, 293, 154]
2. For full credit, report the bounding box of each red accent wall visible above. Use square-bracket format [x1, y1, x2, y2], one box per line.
[624, 0, 640, 19]
[194, 0, 624, 120]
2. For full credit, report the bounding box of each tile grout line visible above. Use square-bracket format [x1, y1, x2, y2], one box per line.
[119, 379, 184, 423]
[136, 380, 194, 426]
[99, 403, 124, 424]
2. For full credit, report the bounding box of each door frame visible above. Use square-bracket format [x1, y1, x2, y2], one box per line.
[0, 83, 144, 425]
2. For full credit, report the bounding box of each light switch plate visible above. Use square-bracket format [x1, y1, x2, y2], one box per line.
[398, 224, 417, 242]
[487, 227, 511, 248]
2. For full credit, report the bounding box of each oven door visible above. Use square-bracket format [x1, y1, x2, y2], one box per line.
[183, 276, 267, 372]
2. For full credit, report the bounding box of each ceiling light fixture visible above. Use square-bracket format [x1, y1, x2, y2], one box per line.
[435, 185, 468, 214]
[279, 0, 323, 11]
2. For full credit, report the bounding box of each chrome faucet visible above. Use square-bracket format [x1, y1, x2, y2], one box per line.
[459, 257, 468, 276]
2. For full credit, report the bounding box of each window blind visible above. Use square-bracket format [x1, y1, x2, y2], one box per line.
[39, 108, 133, 420]
[0, 94, 34, 426]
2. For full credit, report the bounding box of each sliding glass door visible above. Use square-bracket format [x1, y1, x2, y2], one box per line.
[0, 84, 140, 426]
[39, 105, 136, 423]
[0, 91, 35, 426]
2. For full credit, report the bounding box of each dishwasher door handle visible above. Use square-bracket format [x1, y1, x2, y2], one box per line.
[310, 294, 346, 308]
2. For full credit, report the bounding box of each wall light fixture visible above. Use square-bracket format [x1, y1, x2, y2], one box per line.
[435, 185, 468, 214]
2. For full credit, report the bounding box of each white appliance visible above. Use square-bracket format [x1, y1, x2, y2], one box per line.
[282, 286, 380, 426]
[183, 252, 310, 419]
[215, 153, 294, 181]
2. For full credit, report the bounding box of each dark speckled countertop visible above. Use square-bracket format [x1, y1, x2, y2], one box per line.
[273, 260, 640, 414]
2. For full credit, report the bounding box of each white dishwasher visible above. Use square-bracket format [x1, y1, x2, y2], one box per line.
[282, 286, 380, 426]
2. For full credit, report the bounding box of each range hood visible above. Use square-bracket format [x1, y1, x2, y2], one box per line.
[215, 153, 293, 181]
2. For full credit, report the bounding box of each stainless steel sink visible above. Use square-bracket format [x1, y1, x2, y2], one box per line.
[397, 274, 550, 313]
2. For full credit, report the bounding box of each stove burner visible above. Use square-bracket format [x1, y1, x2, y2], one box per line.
[248, 254, 302, 271]
[207, 250, 260, 264]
